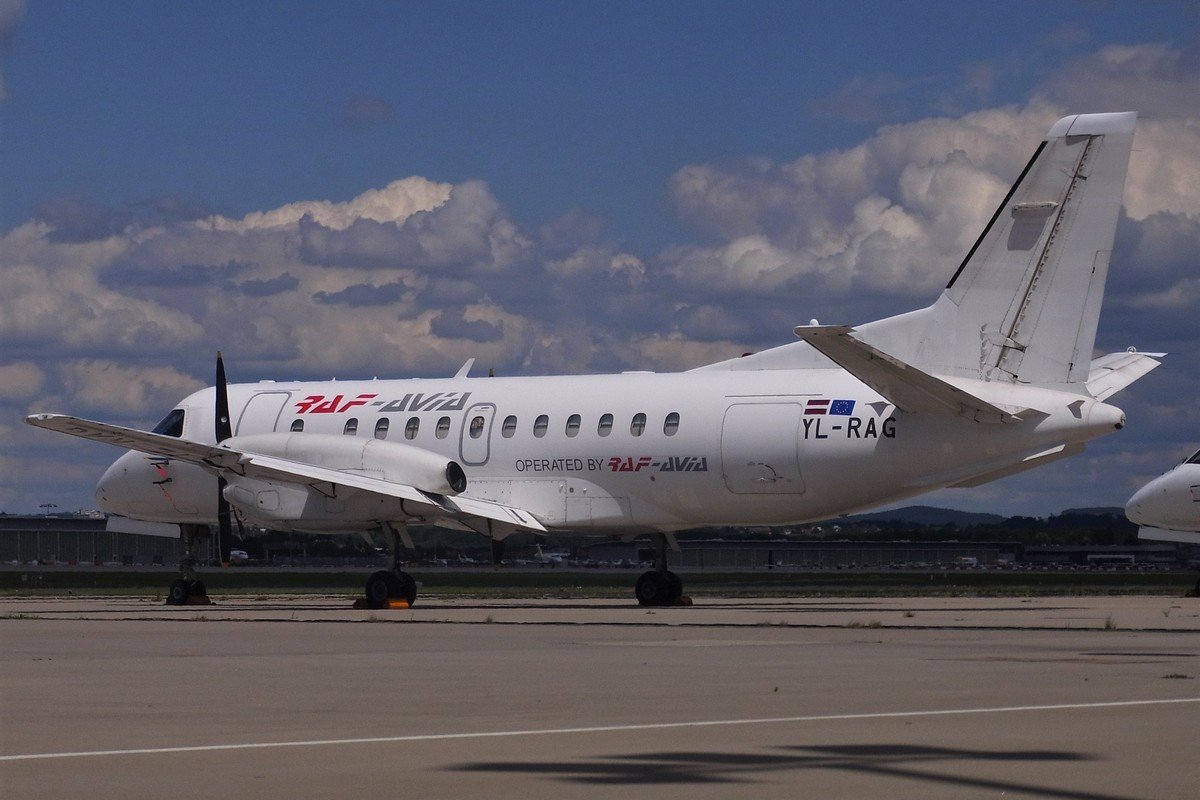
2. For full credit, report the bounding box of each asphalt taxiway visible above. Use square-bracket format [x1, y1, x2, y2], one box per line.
[2, 595, 1198, 799]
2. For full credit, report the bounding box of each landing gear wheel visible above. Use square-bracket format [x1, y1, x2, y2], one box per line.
[189, 580, 207, 599]
[364, 570, 397, 609]
[636, 571, 676, 607]
[664, 571, 683, 604]
[393, 570, 418, 606]
[167, 579, 190, 606]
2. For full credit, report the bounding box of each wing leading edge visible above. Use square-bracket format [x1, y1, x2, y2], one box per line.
[25, 414, 546, 533]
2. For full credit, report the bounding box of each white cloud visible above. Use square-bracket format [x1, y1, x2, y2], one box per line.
[56, 360, 205, 416]
[0, 361, 44, 401]
[204, 177, 453, 232]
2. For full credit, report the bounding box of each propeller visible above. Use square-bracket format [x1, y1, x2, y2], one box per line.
[215, 352, 234, 567]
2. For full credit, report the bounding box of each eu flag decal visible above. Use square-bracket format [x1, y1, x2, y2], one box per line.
[829, 399, 856, 416]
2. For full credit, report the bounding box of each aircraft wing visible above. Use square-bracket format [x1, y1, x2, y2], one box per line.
[25, 414, 546, 532]
[793, 325, 1018, 424]
[1086, 351, 1165, 401]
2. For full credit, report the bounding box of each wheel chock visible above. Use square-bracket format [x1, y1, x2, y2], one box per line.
[673, 595, 694, 606]
[351, 598, 411, 609]
[185, 594, 213, 605]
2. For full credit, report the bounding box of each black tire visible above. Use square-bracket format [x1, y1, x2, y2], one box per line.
[188, 580, 207, 598]
[664, 571, 684, 604]
[167, 579, 189, 605]
[635, 570, 671, 606]
[394, 570, 418, 606]
[364, 571, 395, 609]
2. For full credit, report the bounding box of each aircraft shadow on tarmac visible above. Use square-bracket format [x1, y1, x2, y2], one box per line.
[453, 743, 1142, 800]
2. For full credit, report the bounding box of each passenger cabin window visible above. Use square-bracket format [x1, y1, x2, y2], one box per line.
[565, 414, 581, 437]
[533, 414, 549, 438]
[405, 417, 420, 440]
[597, 413, 613, 437]
[290, 419, 304, 433]
[501, 415, 517, 438]
[664, 412, 680, 436]
[152, 408, 186, 438]
[630, 413, 647, 437]
[374, 418, 389, 440]
[469, 415, 485, 439]
[343, 418, 358, 436]
[436, 416, 451, 439]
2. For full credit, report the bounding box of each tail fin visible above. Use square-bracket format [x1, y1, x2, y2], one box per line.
[861, 112, 1136, 386]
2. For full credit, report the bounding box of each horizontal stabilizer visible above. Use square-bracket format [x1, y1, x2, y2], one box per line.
[25, 414, 545, 533]
[793, 325, 1019, 424]
[1086, 351, 1165, 401]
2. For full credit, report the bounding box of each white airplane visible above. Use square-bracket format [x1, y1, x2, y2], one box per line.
[1126, 447, 1200, 546]
[534, 543, 568, 566]
[27, 111, 1160, 608]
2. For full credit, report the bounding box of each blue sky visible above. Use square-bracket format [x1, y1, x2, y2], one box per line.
[1, 1, 1198, 517]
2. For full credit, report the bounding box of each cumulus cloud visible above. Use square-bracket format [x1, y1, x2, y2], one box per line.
[0, 361, 45, 401]
[664, 104, 1061, 300]
[56, 360, 205, 416]
[206, 177, 452, 232]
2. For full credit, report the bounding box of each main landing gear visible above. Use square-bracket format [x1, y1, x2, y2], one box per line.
[635, 532, 686, 607]
[362, 522, 418, 609]
[165, 524, 212, 605]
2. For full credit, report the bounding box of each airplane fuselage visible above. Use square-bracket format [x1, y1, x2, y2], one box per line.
[1127, 455, 1200, 541]
[96, 369, 1126, 535]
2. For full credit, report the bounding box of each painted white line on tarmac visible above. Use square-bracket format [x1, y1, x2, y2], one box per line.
[3, 698, 1198, 762]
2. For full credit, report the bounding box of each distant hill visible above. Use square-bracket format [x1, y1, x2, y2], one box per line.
[842, 505, 1006, 527]
[1058, 507, 1126, 517]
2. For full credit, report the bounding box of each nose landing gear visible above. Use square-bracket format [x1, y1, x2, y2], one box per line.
[164, 525, 212, 605]
[360, 522, 418, 609]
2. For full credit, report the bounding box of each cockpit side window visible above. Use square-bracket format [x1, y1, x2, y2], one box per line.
[1186, 448, 1200, 465]
[152, 409, 185, 438]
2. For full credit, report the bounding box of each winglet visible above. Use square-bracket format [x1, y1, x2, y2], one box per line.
[793, 325, 1019, 424]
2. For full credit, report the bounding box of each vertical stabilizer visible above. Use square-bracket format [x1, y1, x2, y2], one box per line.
[862, 112, 1136, 386]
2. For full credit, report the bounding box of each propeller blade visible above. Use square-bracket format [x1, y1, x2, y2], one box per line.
[215, 351, 232, 443]
[215, 352, 233, 567]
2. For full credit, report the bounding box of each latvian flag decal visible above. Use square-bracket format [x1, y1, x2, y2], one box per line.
[806, 398, 855, 416]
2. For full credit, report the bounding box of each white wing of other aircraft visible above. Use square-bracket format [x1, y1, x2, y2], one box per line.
[28, 111, 1162, 608]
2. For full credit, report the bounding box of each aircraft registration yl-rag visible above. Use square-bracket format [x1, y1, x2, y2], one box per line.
[28, 112, 1161, 607]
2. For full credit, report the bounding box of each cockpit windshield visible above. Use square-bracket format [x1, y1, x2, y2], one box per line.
[1186, 448, 1200, 465]
[152, 408, 186, 438]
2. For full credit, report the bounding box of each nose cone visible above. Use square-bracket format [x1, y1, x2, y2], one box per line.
[94, 451, 147, 517]
[1124, 480, 1157, 526]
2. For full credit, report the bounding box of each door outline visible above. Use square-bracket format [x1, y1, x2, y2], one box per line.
[459, 403, 497, 466]
[235, 392, 292, 435]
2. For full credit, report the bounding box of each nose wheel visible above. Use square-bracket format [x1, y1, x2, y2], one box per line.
[165, 525, 212, 605]
[361, 522, 419, 608]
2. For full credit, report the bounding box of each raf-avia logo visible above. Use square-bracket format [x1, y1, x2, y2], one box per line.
[294, 392, 473, 414]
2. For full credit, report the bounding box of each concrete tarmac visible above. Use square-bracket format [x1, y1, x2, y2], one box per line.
[2, 595, 1199, 799]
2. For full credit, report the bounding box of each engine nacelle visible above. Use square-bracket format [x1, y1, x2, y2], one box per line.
[225, 433, 467, 496]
